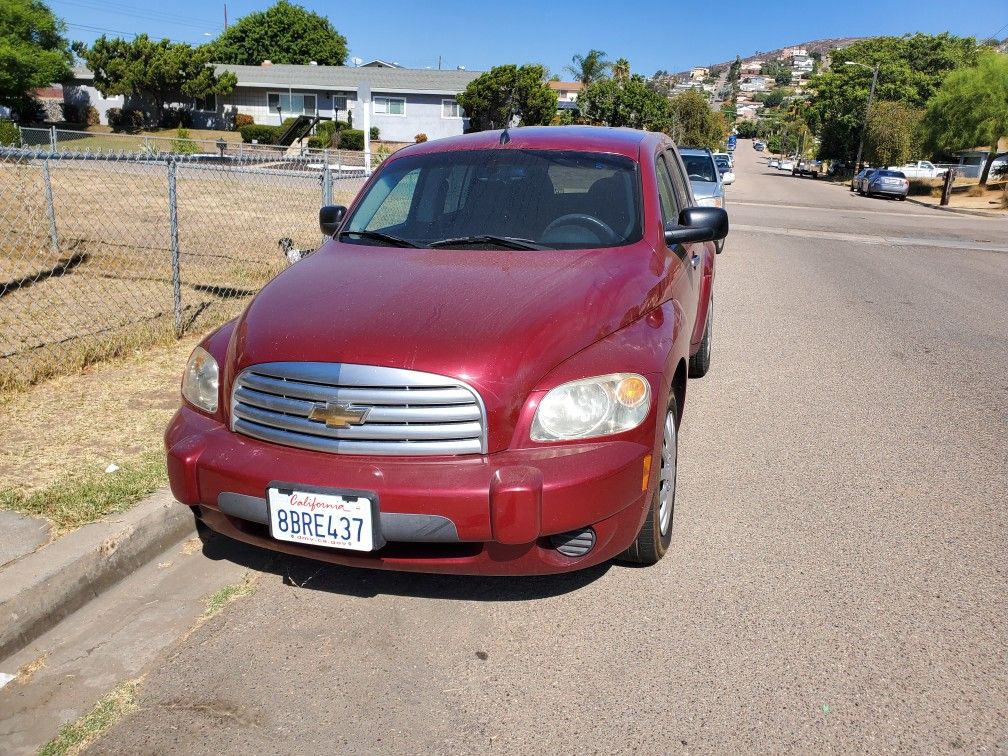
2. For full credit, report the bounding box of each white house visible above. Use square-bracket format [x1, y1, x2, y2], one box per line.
[64, 62, 483, 142]
[547, 81, 584, 103]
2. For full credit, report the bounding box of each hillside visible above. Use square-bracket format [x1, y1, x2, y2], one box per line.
[673, 37, 869, 76]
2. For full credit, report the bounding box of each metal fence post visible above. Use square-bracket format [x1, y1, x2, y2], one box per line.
[49, 125, 56, 151]
[322, 150, 333, 204]
[167, 159, 182, 337]
[41, 158, 59, 253]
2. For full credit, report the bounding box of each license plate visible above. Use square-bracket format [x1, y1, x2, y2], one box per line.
[267, 484, 379, 552]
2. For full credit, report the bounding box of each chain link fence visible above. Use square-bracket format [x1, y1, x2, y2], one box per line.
[0, 146, 368, 389]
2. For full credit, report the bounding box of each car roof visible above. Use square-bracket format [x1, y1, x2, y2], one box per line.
[678, 147, 714, 157]
[388, 126, 652, 161]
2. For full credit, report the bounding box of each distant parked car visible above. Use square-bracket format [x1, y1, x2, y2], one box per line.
[850, 168, 877, 193]
[714, 155, 735, 185]
[779, 158, 795, 171]
[680, 146, 726, 252]
[792, 159, 823, 179]
[768, 158, 780, 169]
[863, 169, 909, 200]
[889, 161, 947, 179]
[713, 152, 734, 169]
[754, 141, 766, 151]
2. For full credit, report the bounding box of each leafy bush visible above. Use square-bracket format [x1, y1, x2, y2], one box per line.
[234, 113, 254, 129]
[171, 127, 201, 154]
[313, 119, 338, 147]
[307, 136, 326, 148]
[86, 105, 100, 127]
[159, 106, 192, 128]
[0, 120, 22, 146]
[369, 126, 379, 141]
[339, 128, 364, 150]
[414, 133, 428, 143]
[239, 124, 279, 144]
[107, 108, 145, 133]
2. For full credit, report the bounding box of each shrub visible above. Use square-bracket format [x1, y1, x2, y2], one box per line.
[339, 128, 364, 150]
[335, 119, 350, 131]
[369, 126, 379, 141]
[171, 127, 200, 154]
[306, 136, 326, 148]
[0, 119, 21, 146]
[313, 119, 338, 147]
[159, 106, 192, 129]
[414, 133, 428, 143]
[907, 178, 941, 197]
[108, 108, 145, 133]
[86, 105, 100, 127]
[239, 124, 279, 144]
[234, 113, 254, 129]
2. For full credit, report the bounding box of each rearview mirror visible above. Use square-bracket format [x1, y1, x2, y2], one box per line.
[664, 206, 729, 246]
[319, 205, 347, 236]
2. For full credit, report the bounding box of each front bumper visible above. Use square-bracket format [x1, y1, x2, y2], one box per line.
[166, 406, 656, 575]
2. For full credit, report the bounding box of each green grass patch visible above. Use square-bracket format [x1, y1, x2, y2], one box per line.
[203, 575, 257, 620]
[39, 678, 141, 756]
[0, 451, 167, 532]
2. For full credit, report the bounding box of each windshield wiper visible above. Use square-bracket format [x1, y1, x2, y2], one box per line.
[429, 235, 550, 251]
[338, 230, 418, 248]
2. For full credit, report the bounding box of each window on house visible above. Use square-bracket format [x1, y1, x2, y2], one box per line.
[193, 94, 216, 111]
[442, 99, 465, 118]
[267, 93, 317, 115]
[332, 96, 347, 112]
[374, 96, 405, 115]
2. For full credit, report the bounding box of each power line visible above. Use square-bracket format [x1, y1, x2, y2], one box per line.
[52, 0, 220, 32]
[982, 20, 1008, 41]
[64, 22, 203, 44]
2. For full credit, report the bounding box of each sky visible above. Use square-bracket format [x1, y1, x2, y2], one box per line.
[55, 0, 1007, 76]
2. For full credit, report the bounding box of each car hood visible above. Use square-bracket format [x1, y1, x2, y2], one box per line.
[689, 181, 721, 198]
[225, 240, 659, 451]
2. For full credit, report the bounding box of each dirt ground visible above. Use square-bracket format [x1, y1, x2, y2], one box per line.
[0, 332, 202, 491]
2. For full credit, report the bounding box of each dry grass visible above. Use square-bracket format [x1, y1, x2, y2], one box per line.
[14, 652, 48, 684]
[0, 159, 363, 389]
[39, 678, 142, 756]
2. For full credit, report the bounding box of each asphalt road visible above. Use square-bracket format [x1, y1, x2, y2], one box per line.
[9, 142, 1008, 754]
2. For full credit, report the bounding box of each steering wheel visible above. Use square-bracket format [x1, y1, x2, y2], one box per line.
[688, 173, 707, 181]
[542, 213, 617, 243]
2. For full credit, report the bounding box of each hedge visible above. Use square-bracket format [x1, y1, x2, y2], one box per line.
[0, 120, 21, 146]
[239, 124, 279, 144]
[107, 108, 145, 133]
[339, 129, 364, 151]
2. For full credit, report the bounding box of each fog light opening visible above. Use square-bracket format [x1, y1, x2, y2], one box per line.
[549, 527, 596, 558]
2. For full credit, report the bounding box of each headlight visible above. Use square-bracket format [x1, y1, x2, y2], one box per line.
[697, 196, 723, 208]
[182, 346, 219, 413]
[531, 373, 650, 441]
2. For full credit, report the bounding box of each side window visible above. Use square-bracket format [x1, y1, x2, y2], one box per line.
[655, 155, 680, 228]
[665, 152, 694, 208]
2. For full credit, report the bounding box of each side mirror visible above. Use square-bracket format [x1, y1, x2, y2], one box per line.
[664, 207, 729, 246]
[319, 205, 347, 236]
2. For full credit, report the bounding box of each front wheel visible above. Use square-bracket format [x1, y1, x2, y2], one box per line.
[688, 297, 712, 378]
[620, 399, 677, 566]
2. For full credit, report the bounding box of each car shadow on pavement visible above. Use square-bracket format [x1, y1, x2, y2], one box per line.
[199, 530, 613, 602]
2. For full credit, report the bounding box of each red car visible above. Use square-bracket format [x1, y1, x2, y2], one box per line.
[166, 126, 727, 575]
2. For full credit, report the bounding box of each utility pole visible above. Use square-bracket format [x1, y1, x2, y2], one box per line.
[223, 2, 228, 29]
[847, 61, 878, 173]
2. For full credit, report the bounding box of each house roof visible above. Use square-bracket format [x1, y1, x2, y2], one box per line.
[548, 81, 584, 92]
[71, 63, 482, 96]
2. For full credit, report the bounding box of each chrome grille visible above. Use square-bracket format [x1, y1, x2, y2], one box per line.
[230, 362, 487, 456]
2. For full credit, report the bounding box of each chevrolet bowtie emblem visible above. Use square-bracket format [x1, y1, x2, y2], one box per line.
[307, 401, 370, 428]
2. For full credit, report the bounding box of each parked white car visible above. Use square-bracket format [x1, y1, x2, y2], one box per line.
[889, 161, 947, 179]
[779, 158, 795, 171]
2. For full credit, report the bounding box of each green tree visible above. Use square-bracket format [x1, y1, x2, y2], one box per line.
[564, 49, 611, 85]
[578, 75, 672, 131]
[735, 120, 758, 138]
[79, 35, 236, 124]
[760, 59, 792, 86]
[456, 64, 557, 131]
[211, 0, 347, 66]
[612, 57, 631, 83]
[807, 33, 979, 161]
[923, 50, 1008, 185]
[668, 89, 728, 149]
[0, 0, 73, 117]
[864, 100, 922, 167]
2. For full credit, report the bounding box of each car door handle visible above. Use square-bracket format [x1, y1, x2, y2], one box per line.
[690, 254, 701, 268]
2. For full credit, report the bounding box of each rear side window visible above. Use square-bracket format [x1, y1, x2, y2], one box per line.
[664, 151, 693, 206]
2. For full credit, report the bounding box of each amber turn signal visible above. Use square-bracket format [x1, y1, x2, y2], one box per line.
[616, 376, 648, 407]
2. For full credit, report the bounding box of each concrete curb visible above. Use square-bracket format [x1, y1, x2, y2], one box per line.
[904, 196, 1006, 218]
[0, 488, 192, 661]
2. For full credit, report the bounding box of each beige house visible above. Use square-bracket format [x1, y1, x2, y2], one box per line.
[547, 81, 584, 102]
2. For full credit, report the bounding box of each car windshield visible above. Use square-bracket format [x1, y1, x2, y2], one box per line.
[876, 170, 906, 178]
[342, 149, 643, 250]
[681, 154, 718, 183]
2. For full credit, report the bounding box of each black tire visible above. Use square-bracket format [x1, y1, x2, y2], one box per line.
[898, 195, 906, 201]
[620, 398, 678, 566]
[688, 297, 712, 378]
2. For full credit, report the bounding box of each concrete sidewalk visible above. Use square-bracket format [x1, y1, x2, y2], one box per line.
[0, 489, 193, 661]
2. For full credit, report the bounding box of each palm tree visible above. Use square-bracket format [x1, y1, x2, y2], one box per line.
[565, 49, 612, 85]
[612, 58, 631, 82]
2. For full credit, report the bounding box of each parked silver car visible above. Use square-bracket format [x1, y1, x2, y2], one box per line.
[863, 169, 909, 200]
[680, 147, 726, 251]
[850, 168, 877, 193]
